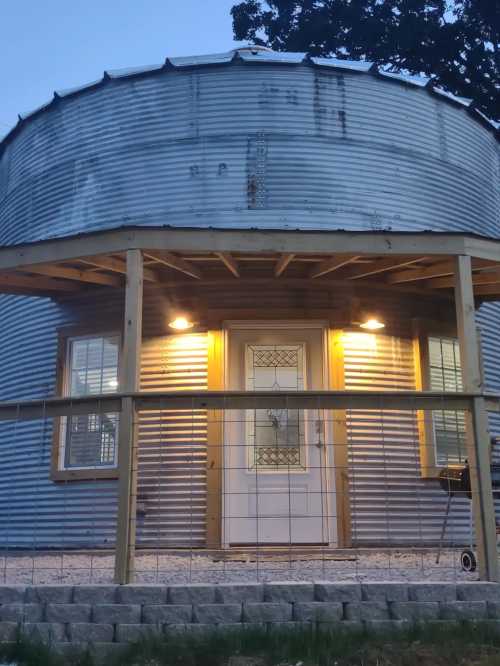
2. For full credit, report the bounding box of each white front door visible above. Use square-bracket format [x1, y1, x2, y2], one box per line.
[223, 324, 336, 545]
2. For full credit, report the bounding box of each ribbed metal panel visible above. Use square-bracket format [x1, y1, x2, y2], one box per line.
[478, 303, 500, 457]
[0, 60, 498, 245]
[137, 333, 208, 547]
[0, 294, 118, 548]
[343, 332, 470, 545]
[0, 290, 212, 550]
[0, 49, 498, 552]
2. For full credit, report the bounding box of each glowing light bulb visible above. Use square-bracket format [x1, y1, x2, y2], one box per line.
[169, 316, 194, 331]
[360, 318, 385, 331]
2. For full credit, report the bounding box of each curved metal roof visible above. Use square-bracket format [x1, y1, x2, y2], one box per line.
[1, 47, 498, 155]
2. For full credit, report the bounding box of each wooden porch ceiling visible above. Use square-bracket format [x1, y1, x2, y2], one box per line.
[3, 248, 500, 300]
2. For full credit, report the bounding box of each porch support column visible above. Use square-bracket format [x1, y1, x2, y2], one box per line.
[114, 250, 143, 585]
[329, 329, 352, 548]
[206, 330, 224, 549]
[454, 255, 498, 581]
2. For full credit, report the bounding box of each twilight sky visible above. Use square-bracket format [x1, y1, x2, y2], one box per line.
[0, 0, 245, 137]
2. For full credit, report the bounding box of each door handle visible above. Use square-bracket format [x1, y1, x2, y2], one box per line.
[315, 419, 324, 449]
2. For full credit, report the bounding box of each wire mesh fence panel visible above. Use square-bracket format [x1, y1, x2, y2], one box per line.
[130, 395, 493, 584]
[0, 400, 118, 585]
[0, 392, 497, 584]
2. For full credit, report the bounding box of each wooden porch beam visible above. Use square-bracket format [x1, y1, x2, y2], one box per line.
[79, 256, 159, 283]
[275, 253, 295, 277]
[144, 250, 202, 280]
[215, 252, 239, 278]
[0, 390, 481, 421]
[310, 255, 360, 279]
[21, 264, 122, 288]
[347, 257, 424, 280]
[0, 229, 490, 272]
[115, 250, 143, 585]
[454, 255, 498, 582]
[429, 268, 500, 290]
[474, 284, 500, 298]
[0, 273, 79, 293]
[145, 276, 454, 302]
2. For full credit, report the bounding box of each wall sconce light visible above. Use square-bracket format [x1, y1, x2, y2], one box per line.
[360, 318, 385, 331]
[168, 316, 194, 331]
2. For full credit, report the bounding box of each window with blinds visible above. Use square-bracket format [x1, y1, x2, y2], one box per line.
[62, 335, 120, 469]
[428, 337, 466, 466]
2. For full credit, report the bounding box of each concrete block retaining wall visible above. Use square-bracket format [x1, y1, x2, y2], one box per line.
[1, 582, 500, 656]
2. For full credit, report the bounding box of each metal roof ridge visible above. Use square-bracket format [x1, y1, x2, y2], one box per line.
[0, 50, 498, 154]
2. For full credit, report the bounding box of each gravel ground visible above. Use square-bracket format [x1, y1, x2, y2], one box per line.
[0, 549, 479, 585]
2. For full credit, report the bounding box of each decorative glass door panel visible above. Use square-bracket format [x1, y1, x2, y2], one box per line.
[246, 344, 306, 470]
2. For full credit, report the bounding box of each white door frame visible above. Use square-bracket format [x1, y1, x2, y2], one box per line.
[221, 320, 337, 547]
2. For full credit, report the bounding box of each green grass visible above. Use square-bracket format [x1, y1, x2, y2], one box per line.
[0, 633, 93, 665]
[3, 623, 500, 666]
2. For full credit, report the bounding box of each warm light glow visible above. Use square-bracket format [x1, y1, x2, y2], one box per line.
[342, 331, 378, 353]
[360, 318, 385, 331]
[169, 316, 194, 331]
[107, 379, 118, 389]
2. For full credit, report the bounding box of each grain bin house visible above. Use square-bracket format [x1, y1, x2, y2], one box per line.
[0, 46, 499, 584]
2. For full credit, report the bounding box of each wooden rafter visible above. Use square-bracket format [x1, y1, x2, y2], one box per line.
[388, 260, 455, 284]
[310, 255, 360, 279]
[275, 253, 295, 277]
[0, 273, 79, 293]
[79, 255, 128, 273]
[79, 256, 159, 283]
[144, 250, 202, 280]
[347, 257, 425, 280]
[215, 252, 239, 278]
[21, 263, 122, 288]
[388, 258, 493, 284]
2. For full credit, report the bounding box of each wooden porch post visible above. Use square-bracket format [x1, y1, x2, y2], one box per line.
[114, 249, 143, 585]
[206, 330, 224, 549]
[454, 255, 498, 581]
[329, 329, 352, 548]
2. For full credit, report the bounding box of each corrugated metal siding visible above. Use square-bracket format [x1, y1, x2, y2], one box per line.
[343, 332, 470, 545]
[0, 290, 497, 549]
[137, 333, 208, 547]
[0, 294, 119, 548]
[0, 51, 498, 551]
[478, 303, 500, 479]
[0, 287, 210, 550]
[0, 63, 497, 245]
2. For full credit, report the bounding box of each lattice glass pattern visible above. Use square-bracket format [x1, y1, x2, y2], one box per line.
[253, 348, 299, 368]
[429, 337, 466, 466]
[255, 446, 301, 467]
[245, 344, 306, 470]
[63, 335, 120, 469]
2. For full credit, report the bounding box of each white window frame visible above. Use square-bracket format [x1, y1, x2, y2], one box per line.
[58, 332, 121, 472]
[428, 336, 466, 468]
